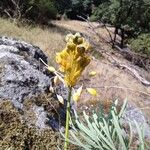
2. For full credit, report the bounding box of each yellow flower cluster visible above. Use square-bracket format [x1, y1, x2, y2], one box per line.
[56, 33, 91, 87]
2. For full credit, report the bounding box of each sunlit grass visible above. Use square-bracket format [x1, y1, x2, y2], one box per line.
[0, 18, 65, 66]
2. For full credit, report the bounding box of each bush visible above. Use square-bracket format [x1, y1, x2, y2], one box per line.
[27, 0, 57, 23]
[129, 33, 150, 57]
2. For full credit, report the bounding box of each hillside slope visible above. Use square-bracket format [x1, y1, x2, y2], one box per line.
[52, 20, 150, 124]
[0, 18, 149, 124]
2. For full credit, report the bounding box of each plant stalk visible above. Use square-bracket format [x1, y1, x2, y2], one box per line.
[64, 86, 72, 150]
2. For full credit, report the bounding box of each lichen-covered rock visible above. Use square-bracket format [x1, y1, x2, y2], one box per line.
[0, 36, 52, 108]
[123, 104, 150, 139]
[0, 37, 79, 150]
[0, 37, 67, 131]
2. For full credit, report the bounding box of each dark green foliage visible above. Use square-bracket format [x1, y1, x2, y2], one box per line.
[91, 0, 150, 47]
[27, 0, 57, 23]
[91, 0, 150, 32]
[129, 33, 150, 57]
[55, 0, 72, 15]
[0, 0, 57, 24]
[67, 0, 93, 19]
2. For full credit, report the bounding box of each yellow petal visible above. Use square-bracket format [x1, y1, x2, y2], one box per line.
[73, 85, 83, 102]
[89, 71, 97, 76]
[86, 88, 97, 96]
[56, 94, 64, 104]
[67, 42, 76, 50]
[73, 93, 80, 102]
[48, 66, 56, 72]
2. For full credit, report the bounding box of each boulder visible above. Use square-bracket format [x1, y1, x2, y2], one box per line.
[0, 37, 66, 130]
[0, 37, 52, 108]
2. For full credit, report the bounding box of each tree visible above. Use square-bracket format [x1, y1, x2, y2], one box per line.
[91, 0, 150, 48]
[26, 0, 57, 23]
[0, 0, 30, 23]
[55, 0, 72, 15]
[0, 0, 57, 24]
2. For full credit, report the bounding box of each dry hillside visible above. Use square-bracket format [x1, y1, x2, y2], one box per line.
[52, 20, 150, 123]
[0, 18, 149, 123]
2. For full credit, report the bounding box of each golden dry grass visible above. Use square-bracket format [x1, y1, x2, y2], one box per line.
[52, 20, 150, 121]
[0, 18, 66, 66]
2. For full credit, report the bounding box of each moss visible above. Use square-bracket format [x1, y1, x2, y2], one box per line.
[0, 100, 77, 150]
[0, 100, 58, 149]
[24, 93, 63, 125]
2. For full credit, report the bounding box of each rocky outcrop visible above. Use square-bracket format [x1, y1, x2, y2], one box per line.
[0, 37, 52, 108]
[0, 37, 66, 130]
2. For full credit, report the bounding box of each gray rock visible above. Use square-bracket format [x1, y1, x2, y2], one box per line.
[33, 106, 48, 129]
[0, 37, 72, 131]
[123, 104, 150, 139]
[0, 36, 52, 108]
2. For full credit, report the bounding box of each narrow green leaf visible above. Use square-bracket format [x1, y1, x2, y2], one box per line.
[83, 111, 97, 135]
[92, 122, 115, 150]
[127, 122, 133, 148]
[112, 111, 127, 150]
[69, 130, 91, 150]
[118, 99, 127, 118]
[79, 132, 102, 149]
[134, 121, 145, 150]
[76, 119, 98, 142]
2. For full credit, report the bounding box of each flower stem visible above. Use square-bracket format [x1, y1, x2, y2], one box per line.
[64, 86, 72, 150]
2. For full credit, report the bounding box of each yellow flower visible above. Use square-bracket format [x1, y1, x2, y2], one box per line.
[65, 33, 74, 43]
[56, 33, 91, 87]
[86, 88, 97, 96]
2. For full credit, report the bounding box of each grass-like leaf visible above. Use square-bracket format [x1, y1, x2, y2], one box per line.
[66, 100, 147, 150]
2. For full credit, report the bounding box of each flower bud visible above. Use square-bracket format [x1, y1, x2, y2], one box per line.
[74, 32, 81, 38]
[77, 46, 85, 54]
[67, 42, 76, 51]
[77, 37, 83, 44]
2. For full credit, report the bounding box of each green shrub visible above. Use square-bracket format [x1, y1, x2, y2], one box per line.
[27, 0, 57, 22]
[129, 33, 150, 57]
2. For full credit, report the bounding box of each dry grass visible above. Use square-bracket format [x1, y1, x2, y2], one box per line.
[0, 18, 66, 66]
[52, 20, 150, 123]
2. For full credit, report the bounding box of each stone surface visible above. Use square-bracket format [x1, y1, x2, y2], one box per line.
[0, 37, 66, 130]
[0, 36, 51, 108]
[123, 104, 150, 139]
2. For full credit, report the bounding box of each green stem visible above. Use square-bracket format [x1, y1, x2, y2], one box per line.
[64, 86, 72, 150]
